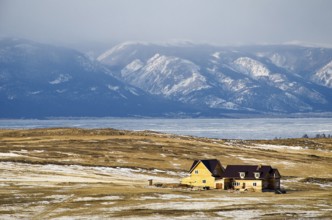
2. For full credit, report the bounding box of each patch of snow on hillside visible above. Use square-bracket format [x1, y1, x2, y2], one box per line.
[107, 85, 120, 91]
[217, 210, 261, 219]
[125, 87, 139, 96]
[0, 162, 179, 183]
[139, 201, 221, 210]
[233, 57, 270, 77]
[158, 194, 192, 200]
[250, 144, 307, 151]
[0, 152, 21, 157]
[49, 74, 72, 84]
[97, 42, 149, 61]
[204, 96, 238, 109]
[165, 72, 210, 96]
[121, 59, 144, 77]
[56, 89, 66, 93]
[268, 53, 288, 68]
[212, 52, 221, 59]
[122, 53, 210, 96]
[268, 73, 286, 84]
[312, 60, 332, 88]
[73, 196, 123, 202]
[28, 91, 41, 95]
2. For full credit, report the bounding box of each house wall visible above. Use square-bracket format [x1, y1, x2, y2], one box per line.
[231, 179, 263, 192]
[266, 178, 281, 190]
[180, 162, 215, 188]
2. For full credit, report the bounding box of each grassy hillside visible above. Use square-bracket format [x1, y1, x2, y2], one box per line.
[0, 128, 331, 219]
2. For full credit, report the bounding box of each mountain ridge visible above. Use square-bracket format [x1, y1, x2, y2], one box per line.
[1, 38, 332, 118]
[0, 38, 200, 118]
[98, 41, 332, 114]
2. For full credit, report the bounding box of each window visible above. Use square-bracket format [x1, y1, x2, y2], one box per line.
[233, 182, 240, 186]
[202, 180, 206, 184]
[239, 172, 246, 179]
[195, 170, 198, 174]
[253, 182, 257, 186]
[254, 172, 260, 179]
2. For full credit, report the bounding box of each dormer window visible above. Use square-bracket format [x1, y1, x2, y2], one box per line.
[239, 172, 246, 179]
[254, 172, 260, 179]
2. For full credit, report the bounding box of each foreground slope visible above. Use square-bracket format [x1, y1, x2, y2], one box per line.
[0, 128, 331, 219]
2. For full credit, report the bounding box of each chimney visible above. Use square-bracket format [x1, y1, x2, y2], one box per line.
[257, 164, 262, 170]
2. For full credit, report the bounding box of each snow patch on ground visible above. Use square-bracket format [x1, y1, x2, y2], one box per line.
[217, 209, 261, 219]
[73, 195, 123, 202]
[0, 162, 180, 184]
[0, 152, 21, 157]
[237, 156, 261, 162]
[249, 144, 307, 151]
[138, 194, 191, 200]
[138, 201, 222, 210]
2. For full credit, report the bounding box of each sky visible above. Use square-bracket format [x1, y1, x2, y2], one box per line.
[1, 0, 332, 47]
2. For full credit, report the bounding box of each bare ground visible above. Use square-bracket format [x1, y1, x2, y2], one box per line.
[0, 128, 331, 219]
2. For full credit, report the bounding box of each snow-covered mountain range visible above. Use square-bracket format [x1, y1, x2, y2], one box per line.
[0, 38, 193, 117]
[1, 38, 332, 118]
[98, 42, 332, 114]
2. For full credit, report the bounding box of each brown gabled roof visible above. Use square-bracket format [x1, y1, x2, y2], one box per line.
[189, 159, 223, 177]
[221, 165, 279, 179]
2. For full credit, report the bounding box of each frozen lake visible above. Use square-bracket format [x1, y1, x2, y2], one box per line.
[0, 118, 331, 140]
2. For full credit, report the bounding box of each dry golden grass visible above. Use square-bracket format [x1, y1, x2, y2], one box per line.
[0, 128, 331, 219]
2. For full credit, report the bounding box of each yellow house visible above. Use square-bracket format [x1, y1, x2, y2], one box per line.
[181, 159, 224, 189]
[221, 165, 281, 192]
[181, 160, 281, 192]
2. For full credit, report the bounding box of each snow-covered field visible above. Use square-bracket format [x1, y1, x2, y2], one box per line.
[0, 162, 180, 184]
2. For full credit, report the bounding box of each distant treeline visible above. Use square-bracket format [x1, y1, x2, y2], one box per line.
[302, 133, 332, 138]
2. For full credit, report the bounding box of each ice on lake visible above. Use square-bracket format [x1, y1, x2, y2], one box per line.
[0, 118, 331, 140]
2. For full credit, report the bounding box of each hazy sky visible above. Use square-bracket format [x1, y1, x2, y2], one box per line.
[1, 0, 332, 47]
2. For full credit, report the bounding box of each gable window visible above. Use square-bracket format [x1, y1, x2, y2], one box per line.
[195, 170, 199, 174]
[202, 180, 206, 184]
[239, 172, 246, 179]
[253, 182, 257, 186]
[254, 172, 260, 179]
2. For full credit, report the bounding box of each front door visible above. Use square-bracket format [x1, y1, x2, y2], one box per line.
[216, 183, 223, 189]
[242, 182, 246, 189]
